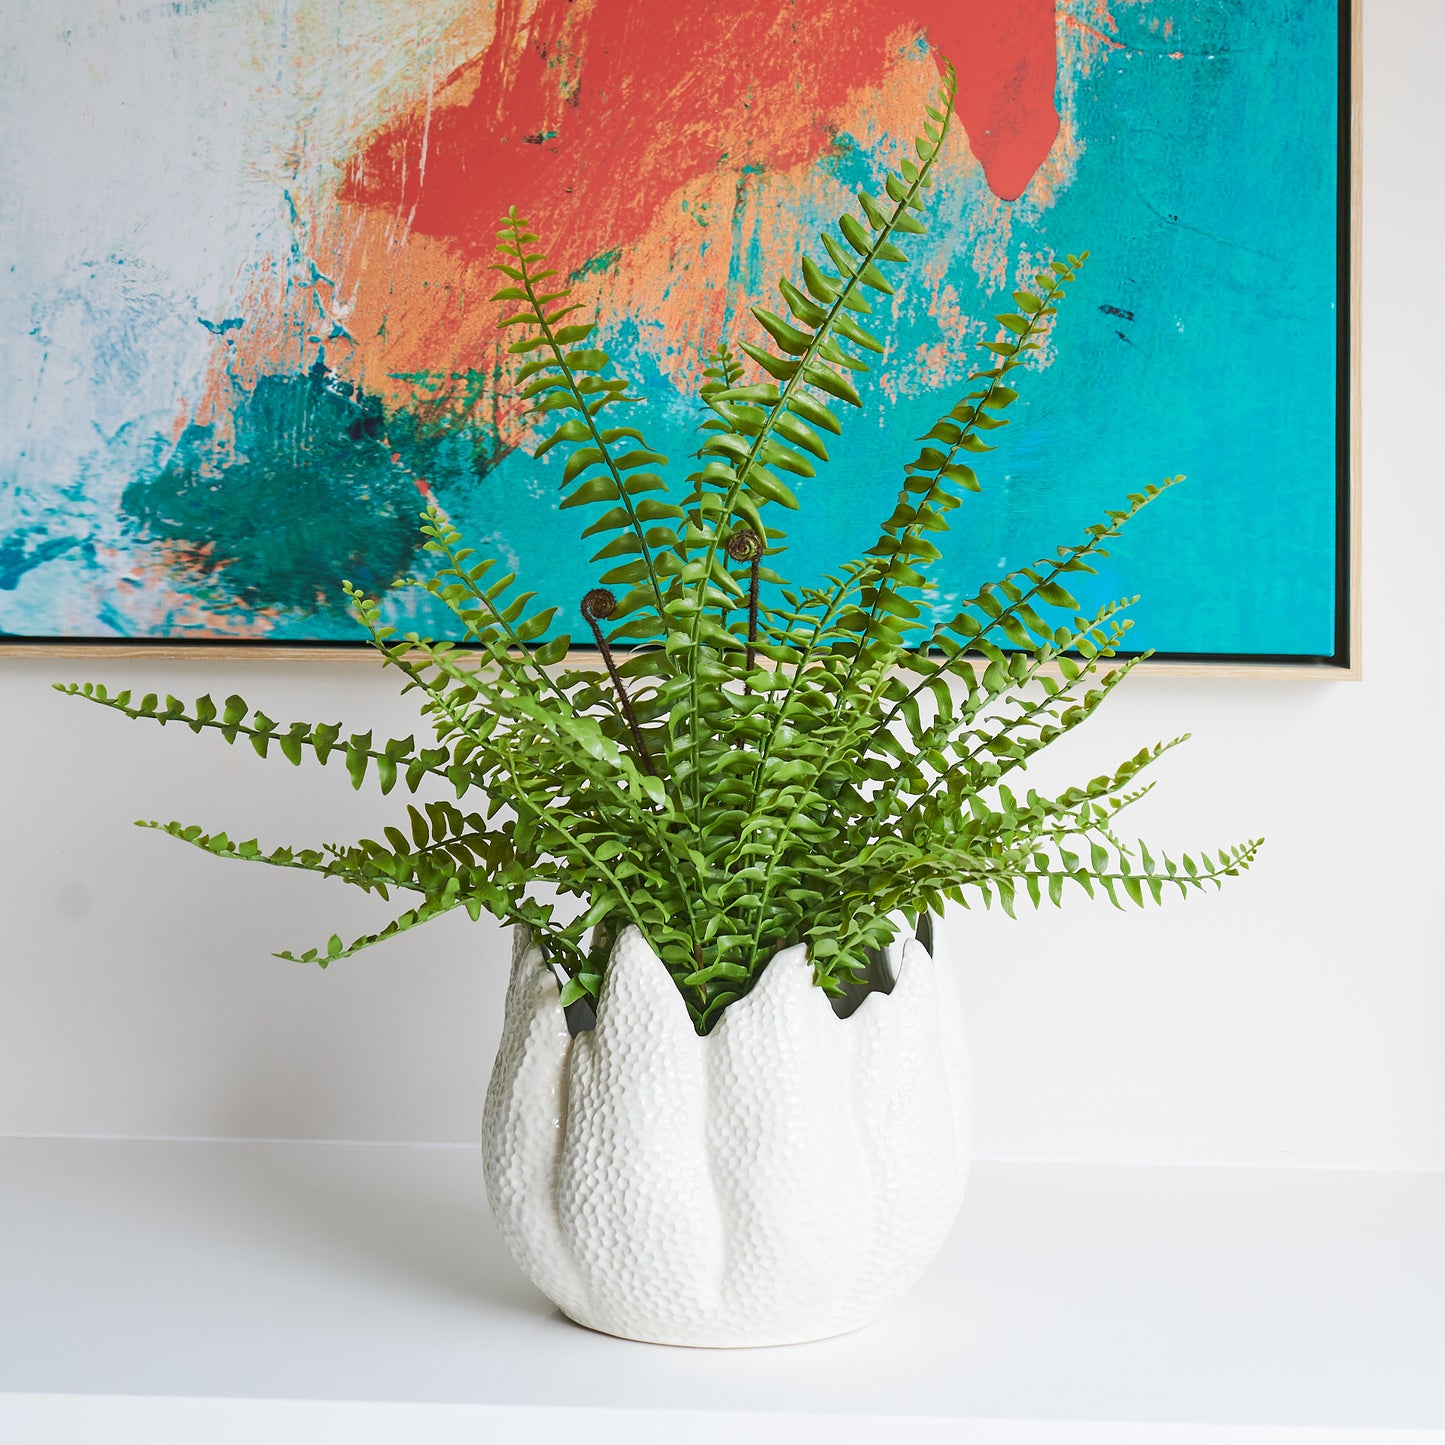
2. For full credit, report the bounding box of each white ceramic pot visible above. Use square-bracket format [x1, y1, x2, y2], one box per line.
[482, 923, 972, 1347]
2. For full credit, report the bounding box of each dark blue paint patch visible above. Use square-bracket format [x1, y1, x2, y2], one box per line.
[0, 531, 80, 590]
[121, 360, 440, 616]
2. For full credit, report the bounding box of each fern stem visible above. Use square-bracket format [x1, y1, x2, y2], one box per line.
[582, 588, 656, 775]
[870, 614, 1140, 824]
[725, 528, 764, 675]
[680, 67, 959, 823]
[421, 514, 572, 709]
[686, 69, 958, 634]
[837, 267, 1071, 699]
[504, 214, 668, 621]
[384, 631, 666, 951]
[862, 489, 1173, 754]
[736, 569, 865, 836]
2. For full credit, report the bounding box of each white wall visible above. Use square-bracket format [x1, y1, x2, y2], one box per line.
[2, 0, 1441, 1167]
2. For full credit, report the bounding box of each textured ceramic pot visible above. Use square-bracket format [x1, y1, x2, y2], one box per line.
[482, 923, 972, 1347]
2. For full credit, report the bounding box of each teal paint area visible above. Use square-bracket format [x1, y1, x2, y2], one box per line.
[462, 0, 1341, 659]
[122, 362, 438, 627]
[1008, 0, 1340, 656]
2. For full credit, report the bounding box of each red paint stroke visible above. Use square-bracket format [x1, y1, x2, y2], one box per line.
[340, 0, 1058, 277]
[1063, 14, 1126, 52]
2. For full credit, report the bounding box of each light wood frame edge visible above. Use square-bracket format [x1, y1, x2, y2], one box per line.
[5, 648, 1354, 683]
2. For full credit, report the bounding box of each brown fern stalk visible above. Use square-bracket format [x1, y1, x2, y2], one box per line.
[581, 588, 655, 775]
[726, 528, 763, 675]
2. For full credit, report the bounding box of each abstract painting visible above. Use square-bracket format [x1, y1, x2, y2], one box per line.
[0, 0, 1347, 660]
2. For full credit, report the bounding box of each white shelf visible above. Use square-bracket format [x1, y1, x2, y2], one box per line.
[1, 1138, 1442, 1444]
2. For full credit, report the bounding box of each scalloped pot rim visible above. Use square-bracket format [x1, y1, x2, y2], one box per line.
[482, 922, 973, 1347]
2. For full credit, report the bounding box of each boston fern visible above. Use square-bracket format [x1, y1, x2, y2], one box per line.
[60, 64, 1259, 1033]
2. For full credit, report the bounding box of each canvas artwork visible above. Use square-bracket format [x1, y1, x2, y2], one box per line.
[0, 0, 1345, 659]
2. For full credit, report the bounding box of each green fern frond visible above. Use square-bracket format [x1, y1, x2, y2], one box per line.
[492, 209, 674, 635]
[59, 63, 1259, 1033]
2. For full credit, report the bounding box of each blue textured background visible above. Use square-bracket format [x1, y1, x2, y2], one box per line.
[440, 1, 1340, 660]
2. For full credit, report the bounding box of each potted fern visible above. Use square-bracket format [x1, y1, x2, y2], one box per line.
[60, 63, 1259, 1347]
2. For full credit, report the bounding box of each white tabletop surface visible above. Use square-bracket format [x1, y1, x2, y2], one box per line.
[1, 1137, 1442, 1443]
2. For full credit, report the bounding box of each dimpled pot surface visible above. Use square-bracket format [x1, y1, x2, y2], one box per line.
[482, 924, 972, 1347]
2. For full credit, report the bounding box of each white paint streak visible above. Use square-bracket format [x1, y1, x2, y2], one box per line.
[0, 0, 487, 633]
